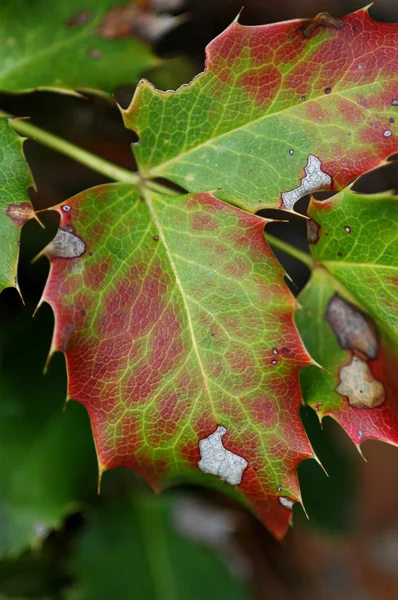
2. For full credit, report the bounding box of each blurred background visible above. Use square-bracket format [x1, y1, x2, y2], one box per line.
[0, 0, 398, 598]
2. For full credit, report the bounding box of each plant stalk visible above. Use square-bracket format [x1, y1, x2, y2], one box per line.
[0, 110, 139, 185]
[265, 232, 313, 268]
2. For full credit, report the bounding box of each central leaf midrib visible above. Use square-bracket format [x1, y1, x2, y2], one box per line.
[146, 77, 396, 177]
[143, 189, 217, 420]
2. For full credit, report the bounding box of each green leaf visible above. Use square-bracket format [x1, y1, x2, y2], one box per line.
[0, 303, 97, 553]
[0, 0, 160, 94]
[42, 183, 314, 539]
[126, 7, 398, 211]
[68, 496, 248, 600]
[0, 118, 33, 294]
[296, 187, 398, 448]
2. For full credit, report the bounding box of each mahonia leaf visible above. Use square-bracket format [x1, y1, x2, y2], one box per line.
[125, 7, 398, 212]
[67, 497, 248, 600]
[0, 0, 169, 94]
[296, 186, 398, 447]
[41, 184, 314, 538]
[0, 118, 34, 294]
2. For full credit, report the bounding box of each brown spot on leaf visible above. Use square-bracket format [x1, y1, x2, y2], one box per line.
[88, 48, 102, 60]
[326, 294, 378, 360]
[6, 202, 34, 227]
[307, 218, 320, 244]
[97, 3, 180, 43]
[336, 356, 385, 409]
[300, 12, 345, 38]
[66, 10, 93, 27]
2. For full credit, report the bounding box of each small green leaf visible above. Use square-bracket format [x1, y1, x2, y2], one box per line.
[0, 0, 160, 94]
[68, 496, 248, 600]
[297, 187, 398, 448]
[0, 118, 33, 294]
[126, 7, 398, 211]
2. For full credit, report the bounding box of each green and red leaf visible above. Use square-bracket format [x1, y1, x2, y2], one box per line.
[42, 184, 314, 538]
[297, 187, 398, 448]
[126, 7, 398, 212]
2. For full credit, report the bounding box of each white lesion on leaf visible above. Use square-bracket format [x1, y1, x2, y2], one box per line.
[197, 425, 248, 486]
[278, 496, 294, 510]
[281, 154, 332, 210]
[45, 229, 86, 259]
[336, 355, 385, 409]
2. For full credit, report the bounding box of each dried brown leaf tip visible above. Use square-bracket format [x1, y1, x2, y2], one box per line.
[300, 12, 345, 39]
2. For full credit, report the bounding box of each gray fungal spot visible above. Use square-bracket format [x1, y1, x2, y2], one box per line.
[279, 496, 294, 510]
[281, 154, 332, 210]
[197, 426, 248, 486]
[46, 229, 86, 259]
[392, 99, 398, 106]
[326, 294, 378, 359]
[62, 205, 71, 212]
[289, 149, 294, 155]
[344, 225, 351, 233]
[336, 355, 385, 409]
[358, 430, 364, 440]
[384, 130, 392, 137]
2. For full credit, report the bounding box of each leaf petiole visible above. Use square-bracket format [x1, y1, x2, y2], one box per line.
[0, 110, 139, 185]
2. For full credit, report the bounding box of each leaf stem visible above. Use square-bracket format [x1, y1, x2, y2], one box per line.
[265, 232, 313, 269]
[0, 110, 139, 185]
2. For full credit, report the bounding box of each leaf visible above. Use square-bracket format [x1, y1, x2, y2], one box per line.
[41, 184, 314, 539]
[0, 118, 34, 294]
[0, 301, 98, 553]
[67, 496, 248, 600]
[296, 186, 398, 447]
[0, 0, 163, 94]
[125, 7, 398, 212]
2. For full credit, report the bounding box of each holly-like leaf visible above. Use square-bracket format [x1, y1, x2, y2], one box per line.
[126, 7, 398, 212]
[0, 0, 163, 94]
[296, 187, 398, 447]
[68, 496, 248, 600]
[0, 303, 98, 553]
[0, 118, 33, 294]
[41, 184, 314, 539]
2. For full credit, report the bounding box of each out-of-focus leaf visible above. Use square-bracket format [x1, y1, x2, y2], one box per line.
[126, 7, 398, 212]
[296, 406, 357, 534]
[41, 183, 314, 539]
[0, 118, 33, 294]
[0, 304, 98, 553]
[296, 187, 398, 449]
[0, 0, 163, 94]
[68, 496, 248, 600]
